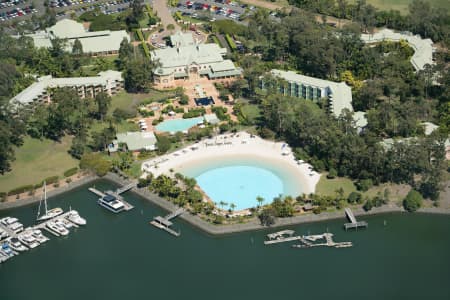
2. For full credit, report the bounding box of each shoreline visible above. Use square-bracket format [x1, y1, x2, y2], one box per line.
[1, 173, 449, 235]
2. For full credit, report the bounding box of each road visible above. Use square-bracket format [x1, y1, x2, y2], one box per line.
[149, 0, 180, 30]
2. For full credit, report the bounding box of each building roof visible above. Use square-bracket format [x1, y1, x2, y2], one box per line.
[170, 31, 195, 47]
[11, 71, 123, 105]
[353, 111, 368, 129]
[204, 113, 220, 124]
[361, 29, 435, 71]
[116, 131, 157, 151]
[270, 69, 354, 117]
[25, 19, 129, 54]
[421, 122, 439, 136]
[210, 60, 236, 72]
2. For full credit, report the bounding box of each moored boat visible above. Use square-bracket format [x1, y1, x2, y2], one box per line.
[66, 210, 87, 226]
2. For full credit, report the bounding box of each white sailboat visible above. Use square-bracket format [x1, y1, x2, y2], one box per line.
[36, 182, 63, 222]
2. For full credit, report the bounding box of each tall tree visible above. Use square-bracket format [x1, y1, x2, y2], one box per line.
[72, 39, 83, 56]
[94, 92, 112, 120]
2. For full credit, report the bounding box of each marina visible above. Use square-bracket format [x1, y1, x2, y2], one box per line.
[0, 209, 86, 264]
[264, 230, 353, 249]
[150, 207, 185, 237]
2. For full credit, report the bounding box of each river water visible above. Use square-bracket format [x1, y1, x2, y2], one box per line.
[1, 179, 449, 300]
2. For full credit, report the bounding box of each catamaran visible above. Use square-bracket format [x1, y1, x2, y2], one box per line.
[36, 182, 63, 222]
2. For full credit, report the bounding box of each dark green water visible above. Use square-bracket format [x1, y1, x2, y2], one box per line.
[1, 179, 449, 300]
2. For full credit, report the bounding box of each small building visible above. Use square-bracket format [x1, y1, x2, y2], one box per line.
[10, 70, 124, 107]
[421, 122, 439, 136]
[204, 113, 220, 125]
[116, 131, 158, 152]
[24, 19, 130, 56]
[170, 31, 195, 47]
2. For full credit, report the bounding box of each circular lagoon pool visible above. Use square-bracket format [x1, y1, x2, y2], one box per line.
[180, 157, 303, 210]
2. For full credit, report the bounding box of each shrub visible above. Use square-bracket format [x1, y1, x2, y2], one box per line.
[403, 190, 423, 212]
[43, 176, 59, 185]
[348, 191, 362, 204]
[225, 34, 237, 51]
[9, 185, 34, 195]
[113, 108, 136, 120]
[356, 179, 373, 192]
[327, 168, 337, 179]
[64, 167, 78, 178]
[80, 153, 112, 176]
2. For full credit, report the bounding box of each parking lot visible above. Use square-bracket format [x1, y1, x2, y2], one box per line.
[0, 0, 131, 23]
[171, 0, 255, 23]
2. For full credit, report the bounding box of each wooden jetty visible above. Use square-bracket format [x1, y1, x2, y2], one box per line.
[150, 208, 185, 237]
[344, 208, 368, 230]
[264, 230, 353, 249]
[88, 183, 136, 211]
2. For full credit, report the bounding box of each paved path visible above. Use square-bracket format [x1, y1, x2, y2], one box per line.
[151, 0, 180, 31]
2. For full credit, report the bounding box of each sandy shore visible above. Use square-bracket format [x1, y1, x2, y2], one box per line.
[141, 132, 321, 195]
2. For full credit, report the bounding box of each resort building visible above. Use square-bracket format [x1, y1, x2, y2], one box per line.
[10, 70, 124, 106]
[151, 32, 242, 88]
[361, 29, 435, 72]
[24, 19, 130, 56]
[267, 70, 353, 116]
[110, 131, 158, 153]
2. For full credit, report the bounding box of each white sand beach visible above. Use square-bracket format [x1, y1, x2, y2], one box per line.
[141, 132, 321, 195]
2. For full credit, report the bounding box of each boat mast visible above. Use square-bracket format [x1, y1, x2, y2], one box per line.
[43, 181, 48, 214]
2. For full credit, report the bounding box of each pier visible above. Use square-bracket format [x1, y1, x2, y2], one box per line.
[88, 183, 135, 211]
[264, 230, 353, 249]
[344, 208, 368, 230]
[150, 208, 185, 237]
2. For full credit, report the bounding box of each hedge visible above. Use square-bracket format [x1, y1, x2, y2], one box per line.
[136, 29, 151, 58]
[64, 167, 79, 178]
[211, 35, 222, 47]
[225, 34, 237, 51]
[174, 11, 182, 21]
[43, 176, 59, 185]
[9, 185, 35, 195]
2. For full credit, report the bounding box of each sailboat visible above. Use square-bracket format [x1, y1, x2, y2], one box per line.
[36, 182, 63, 222]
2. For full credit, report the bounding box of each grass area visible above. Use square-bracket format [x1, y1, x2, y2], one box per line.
[109, 90, 176, 115]
[89, 119, 140, 135]
[0, 136, 78, 193]
[364, 183, 411, 203]
[81, 55, 118, 76]
[240, 103, 261, 123]
[316, 175, 357, 198]
[348, 0, 449, 14]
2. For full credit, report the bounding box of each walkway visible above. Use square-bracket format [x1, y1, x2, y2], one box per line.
[151, 0, 180, 32]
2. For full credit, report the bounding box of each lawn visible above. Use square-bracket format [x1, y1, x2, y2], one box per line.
[0, 136, 78, 193]
[240, 103, 261, 124]
[109, 90, 176, 115]
[348, 0, 449, 14]
[315, 175, 357, 198]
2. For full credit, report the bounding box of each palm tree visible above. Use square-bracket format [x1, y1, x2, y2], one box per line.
[229, 203, 236, 212]
[256, 196, 264, 208]
[219, 201, 228, 210]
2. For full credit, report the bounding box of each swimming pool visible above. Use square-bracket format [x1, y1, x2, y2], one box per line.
[181, 157, 302, 210]
[155, 117, 203, 132]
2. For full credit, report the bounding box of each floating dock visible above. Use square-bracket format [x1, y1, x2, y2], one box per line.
[264, 230, 353, 249]
[150, 208, 185, 237]
[88, 183, 135, 211]
[344, 208, 368, 230]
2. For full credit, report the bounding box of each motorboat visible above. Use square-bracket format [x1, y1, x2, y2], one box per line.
[18, 233, 40, 249]
[1, 242, 14, 257]
[66, 210, 87, 226]
[31, 229, 49, 244]
[57, 218, 74, 229]
[98, 194, 125, 213]
[36, 182, 63, 222]
[7, 222, 24, 234]
[8, 237, 28, 252]
[0, 228, 9, 240]
[46, 221, 69, 236]
[0, 217, 18, 226]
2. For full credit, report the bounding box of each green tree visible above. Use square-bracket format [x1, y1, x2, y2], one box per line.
[94, 92, 112, 120]
[72, 39, 83, 56]
[258, 207, 276, 226]
[403, 190, 423, 212]
[156, 135, 171, 154]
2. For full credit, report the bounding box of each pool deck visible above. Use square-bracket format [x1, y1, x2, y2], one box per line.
[141, 132, 321, 195]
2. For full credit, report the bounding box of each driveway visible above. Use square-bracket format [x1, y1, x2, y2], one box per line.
[150, 0, 180, 31]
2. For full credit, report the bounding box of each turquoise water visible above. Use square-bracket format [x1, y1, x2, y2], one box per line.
[155, 117, 203, 132]
[0, 180, 450, 300]
[196, 165, 284, 210]
[180, 156, 303, 209]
